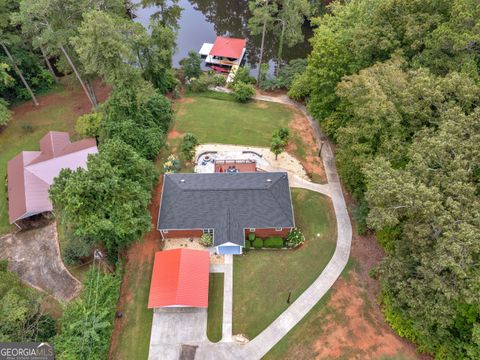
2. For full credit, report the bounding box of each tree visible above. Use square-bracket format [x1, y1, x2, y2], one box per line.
[75, 112, 103, 139]
[100, 82, 173, 160]
[73, 10, 148, 87]
[179, 51, 202, 80]
[270, 133, 286, 160]
[180, 133, 199, 161]
[50, 139, 157, 255]
[140, 0, 182, 30]
[0, 261, 55, 342]
[0, 63, 12, 126]
[248, 0, 277, 82]
[274, 0, 311, 68]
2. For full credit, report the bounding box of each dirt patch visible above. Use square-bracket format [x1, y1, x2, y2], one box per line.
[168, 129, 184, 139]
[312, 275, 422, 360]
[308, 189, 431, 360]
[254, 101, 269, 109]
[287, 110, 327, 183]
[109, 178, 164, 358]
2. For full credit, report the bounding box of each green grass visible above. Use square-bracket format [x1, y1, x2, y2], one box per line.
[232, 189, 336, 339]
[175, 92, 293, 146]
[207, 273, 224, 342]
[0, 87, 78, 234]
[110, 254, 154, 360]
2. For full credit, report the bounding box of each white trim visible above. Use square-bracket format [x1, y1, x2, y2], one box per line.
[275, 227, 283, 232]
[249, 228, 255, 232]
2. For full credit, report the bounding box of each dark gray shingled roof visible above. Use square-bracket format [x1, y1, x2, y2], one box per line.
[157, 172, 295, 247]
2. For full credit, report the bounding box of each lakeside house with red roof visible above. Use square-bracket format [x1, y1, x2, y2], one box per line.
[7, 131, 97, 225]
[199, 36, 247, 67]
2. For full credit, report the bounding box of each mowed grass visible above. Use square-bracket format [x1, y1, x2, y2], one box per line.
[232, 189, 336, 339]
[174, 92, 293, 146]
[110, 254, 154, 360]
[207, 273, 224, 343]
[0, 89, 77, 234]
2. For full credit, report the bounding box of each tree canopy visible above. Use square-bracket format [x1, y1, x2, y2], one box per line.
[295, 0, 480, 357]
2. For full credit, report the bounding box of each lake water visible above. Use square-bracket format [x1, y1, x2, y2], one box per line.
[134, 0, 312, 76]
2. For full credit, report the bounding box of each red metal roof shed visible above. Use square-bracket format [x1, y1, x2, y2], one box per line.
[148, 249, 210, 308]
[209, 36, 247, 59]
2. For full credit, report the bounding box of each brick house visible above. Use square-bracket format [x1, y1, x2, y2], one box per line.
[157, 172, 295, 255]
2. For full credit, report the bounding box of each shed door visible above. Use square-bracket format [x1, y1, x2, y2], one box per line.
[217, 245, 242, 255]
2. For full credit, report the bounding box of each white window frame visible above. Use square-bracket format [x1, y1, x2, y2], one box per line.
[275, 227, 282, 231]
[163, 230, 169, 234]
[249, 228, 256, 232]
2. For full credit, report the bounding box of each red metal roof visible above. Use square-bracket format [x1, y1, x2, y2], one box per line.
[148, 249, 210, 308]
[7, 131, 97, 223]
[209, 36, 247, 59]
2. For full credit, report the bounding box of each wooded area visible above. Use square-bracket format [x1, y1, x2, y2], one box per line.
[293, 1, 480, 358]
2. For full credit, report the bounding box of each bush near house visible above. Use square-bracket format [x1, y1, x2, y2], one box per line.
[244, 240, 251, 249]
[252, 238, 263, 249]
[180, 133, 199, 161]
[248, 233, 255, 242]
[200, 233, 213, 247]
[286, 228, 305, 248]
[233, 81, 255, 103]
[263, 236, 284, 248]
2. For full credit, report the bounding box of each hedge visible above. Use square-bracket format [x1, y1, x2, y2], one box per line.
[264, 236, 284, 248]
[248, 233, 255, 241]
[252, 238, 263, 249]
[244, 240, 251, 249]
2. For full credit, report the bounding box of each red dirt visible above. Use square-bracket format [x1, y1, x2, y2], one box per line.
[11, 78, 111, 119]
[287, 110, 327, 182]
[108, 178, 164, 359]
[167, 129, 184, 139]
[309, 189, 431, 360]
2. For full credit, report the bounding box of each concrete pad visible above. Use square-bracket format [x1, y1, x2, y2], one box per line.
[148, 307, 208, 360]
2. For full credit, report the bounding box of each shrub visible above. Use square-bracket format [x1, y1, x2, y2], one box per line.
[264, 236, 284, 248]
[232, 66, 256, 86]
[163, 154, 180, 173]
[233, 81, 255, 103]
[76, 112, 103, 138]
[213, 74, 226, 86]
[248, 232, 255, 241]
[200, 233, 213, 247]
[244, 240, 251, 249]
[260, 58, 307, 91]
[252, 238, 263, 249]
[21, 122, 34, 133]
[63, 238, 92, 265]
[277, 128, 290, 142]
[286, 228, 305, 248]
[180, 133, 199, 161]
[188, 76, 210, 93]
[0, 99, 11, 127]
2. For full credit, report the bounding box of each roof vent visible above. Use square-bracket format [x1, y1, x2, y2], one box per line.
[180, 179, 186, 183]
[266, 178, 272, 182]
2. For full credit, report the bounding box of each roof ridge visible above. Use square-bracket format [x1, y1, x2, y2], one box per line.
[25, 145, 97, 169]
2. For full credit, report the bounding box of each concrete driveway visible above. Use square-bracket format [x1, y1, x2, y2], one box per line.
[148, 307, 208, 360]
[0, 222, 81, 301]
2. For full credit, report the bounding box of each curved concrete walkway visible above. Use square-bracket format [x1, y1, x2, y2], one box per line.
[192, 91, 353, 359]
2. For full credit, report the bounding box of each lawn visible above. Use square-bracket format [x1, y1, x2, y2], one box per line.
[207, 273, 224, 343]
[0, 89, 78, 234]
[109, 252, 154, 360]
[174, 92, 293, 146]
[232, 189, 336, 339]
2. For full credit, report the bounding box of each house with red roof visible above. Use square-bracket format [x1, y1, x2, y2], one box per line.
[148, 249, 210, 309]
[7, 131, 97, 225]
[199, 36, 247, 67]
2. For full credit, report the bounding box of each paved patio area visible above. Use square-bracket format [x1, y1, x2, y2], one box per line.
[0, 222, 81, 301]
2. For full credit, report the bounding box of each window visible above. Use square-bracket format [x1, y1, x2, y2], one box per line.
[163, 230, 169, 234]
[249, 228, 256, 232]
[275, 227, 282, 231]
[203, 228, 213, 236]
